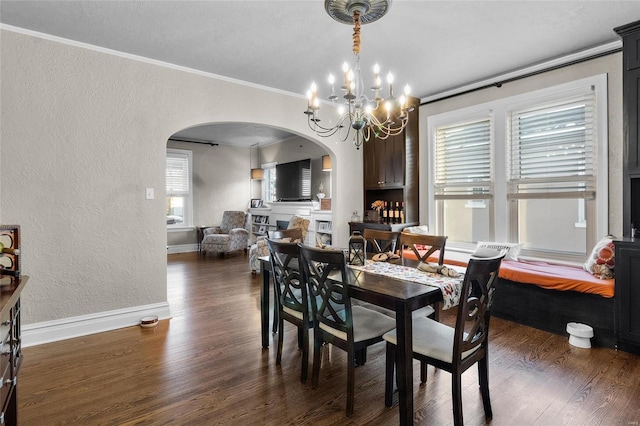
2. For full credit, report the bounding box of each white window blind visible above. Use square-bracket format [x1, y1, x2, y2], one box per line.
[434, 118, 493, 199]
[508, 92, 596, 199]
[166, 152, 190, 195]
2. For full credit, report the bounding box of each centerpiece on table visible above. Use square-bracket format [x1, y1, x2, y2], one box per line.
[371, 200, 385, 223]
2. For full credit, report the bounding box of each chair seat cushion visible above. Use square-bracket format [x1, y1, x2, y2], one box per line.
[319, 305, 396, 343]
[383, 317, 477, 363]
[354, 301, 435, 320]
[203, 234, 230, 243]
[283, 305, 304, 320]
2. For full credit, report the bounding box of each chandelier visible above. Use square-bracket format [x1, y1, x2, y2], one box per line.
[304, 0, 412, 150]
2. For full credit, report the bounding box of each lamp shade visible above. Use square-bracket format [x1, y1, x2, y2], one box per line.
[251, 168, 264, 180]
[322, 155, 332, 171]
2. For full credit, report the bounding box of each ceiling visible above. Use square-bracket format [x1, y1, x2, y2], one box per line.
[2, 0, 639, 147]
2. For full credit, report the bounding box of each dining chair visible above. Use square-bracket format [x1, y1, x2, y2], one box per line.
[362, 229, 400, 260]
[267, 228, 304, 334]
[298, 244, 396, 417]
[383, 252, 505, 426]
[400, 231, 448, 322]
[266, 238, 311, 383]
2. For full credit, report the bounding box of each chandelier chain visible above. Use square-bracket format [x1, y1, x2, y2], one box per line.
[352, 11, 361, 55]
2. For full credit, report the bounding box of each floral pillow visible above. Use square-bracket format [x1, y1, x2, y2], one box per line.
[583, 235, 615, 279]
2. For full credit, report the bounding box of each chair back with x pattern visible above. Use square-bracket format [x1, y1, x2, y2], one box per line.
[267, 239, 305, 318]
[454, 253, 503, 360]
[266, 238, 311, 382]
[298, 245, 351, 339]
[362, 229, 400, 256]
[399, 232, 448, 265]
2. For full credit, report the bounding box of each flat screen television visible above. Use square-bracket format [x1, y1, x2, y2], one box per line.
[276, 159, 312, 201]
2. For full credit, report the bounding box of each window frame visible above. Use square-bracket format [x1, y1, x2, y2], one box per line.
[427, 74, 608, 263]
[166, 148, 194, 230]
[262, 162, 277, 203]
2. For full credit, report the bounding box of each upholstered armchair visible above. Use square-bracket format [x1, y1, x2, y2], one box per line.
[249, 215, 310, 274]
[201, 211, 250, 257]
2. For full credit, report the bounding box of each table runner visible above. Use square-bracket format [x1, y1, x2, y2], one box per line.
[349, 260, 463, 309]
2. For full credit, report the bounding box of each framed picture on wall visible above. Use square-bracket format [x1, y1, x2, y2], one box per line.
[251, 199, 263, 208]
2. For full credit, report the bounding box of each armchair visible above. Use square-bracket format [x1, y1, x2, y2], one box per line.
[201, 211, 250, 257]
[249, 215, 309, 274]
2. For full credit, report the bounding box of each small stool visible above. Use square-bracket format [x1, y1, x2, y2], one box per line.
[566, 322, 594, 348]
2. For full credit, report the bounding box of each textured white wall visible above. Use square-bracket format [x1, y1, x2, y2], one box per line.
[0, 29, 362, 326]
[419, 53, 624, 239]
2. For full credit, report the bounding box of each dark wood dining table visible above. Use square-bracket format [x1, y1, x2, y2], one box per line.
[259, 255, 445, 426]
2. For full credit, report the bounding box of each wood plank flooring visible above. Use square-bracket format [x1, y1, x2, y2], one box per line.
[18, 252, 640, 425]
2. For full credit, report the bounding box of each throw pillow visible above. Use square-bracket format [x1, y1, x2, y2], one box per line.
[471, 247, 504, 259]
[403, 225, 430, 235]
[475, 241, 523, 261]
[287, 216, 310, 240]
[583, 235, 615, 279]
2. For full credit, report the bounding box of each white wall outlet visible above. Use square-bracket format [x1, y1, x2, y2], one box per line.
[145, 188, 154, 200]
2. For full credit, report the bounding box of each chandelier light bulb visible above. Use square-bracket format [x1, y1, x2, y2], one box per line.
[328, 74, 335, 85]
[337, 104, 345, 115]
[373, 63, 380, 74]
[404, 84, 410, 96]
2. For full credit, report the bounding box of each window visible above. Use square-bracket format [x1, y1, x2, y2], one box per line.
[427, 75, 607, 262]
[434, 116, 493, 246]
[508, 93, 597, 257]
[262, 162, 277, 202]
[166, 148, 193, 228]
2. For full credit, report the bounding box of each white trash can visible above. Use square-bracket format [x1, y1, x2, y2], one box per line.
[566, 322, 594, 348]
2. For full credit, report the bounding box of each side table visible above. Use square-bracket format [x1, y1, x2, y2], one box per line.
[197, 226, 210, 254]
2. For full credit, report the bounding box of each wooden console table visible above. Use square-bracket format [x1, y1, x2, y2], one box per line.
[0, 275, 28, 426]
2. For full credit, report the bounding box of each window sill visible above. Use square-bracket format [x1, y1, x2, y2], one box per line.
[167, 226, 195, 233]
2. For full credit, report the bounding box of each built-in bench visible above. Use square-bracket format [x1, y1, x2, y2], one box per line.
[403, 250, 616, 347]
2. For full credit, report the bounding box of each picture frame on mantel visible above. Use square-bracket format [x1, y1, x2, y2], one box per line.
[250, 199, 263, 208]
[320, 198, 331, 210]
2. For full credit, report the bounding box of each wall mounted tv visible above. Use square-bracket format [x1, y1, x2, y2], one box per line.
[276, 159, 312, 201]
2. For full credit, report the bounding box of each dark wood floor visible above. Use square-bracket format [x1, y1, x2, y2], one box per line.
[18, 252, 640, 425]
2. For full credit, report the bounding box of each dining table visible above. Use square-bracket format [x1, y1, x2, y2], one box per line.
[259, 254, 460, 425]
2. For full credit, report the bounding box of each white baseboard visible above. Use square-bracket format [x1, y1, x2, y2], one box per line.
[167, 243, 198, 254]
[22, 302, 172, 347]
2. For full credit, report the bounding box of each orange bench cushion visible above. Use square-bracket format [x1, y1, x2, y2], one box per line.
[403, 250, 614, 298]
[498, 260, 614, 298]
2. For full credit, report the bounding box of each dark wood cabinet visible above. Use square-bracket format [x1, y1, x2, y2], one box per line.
[363, 134, 404, 188]
[0, 276, 27, 426]
[615, 239, 640, 353]
[615, 20, 640, 237]
[362, 98, 419, 223]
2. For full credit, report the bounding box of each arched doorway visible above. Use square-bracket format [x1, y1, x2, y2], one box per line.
[165, 122, 335, 255]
